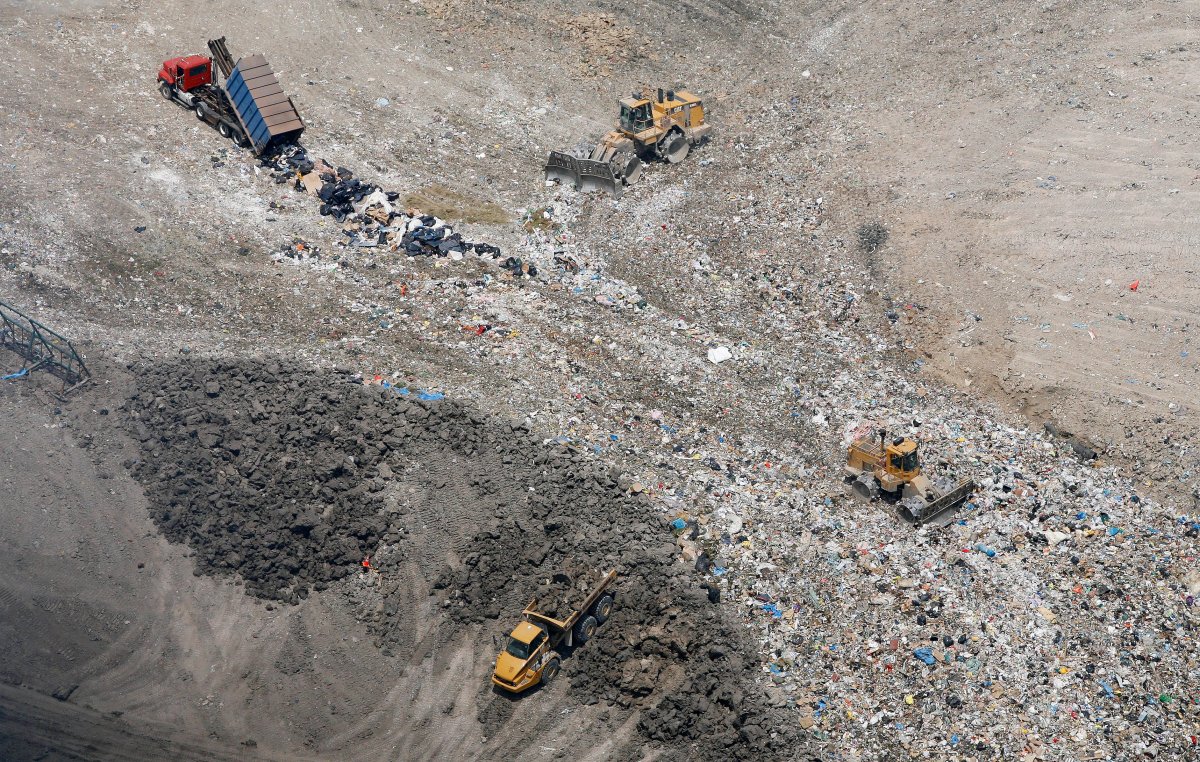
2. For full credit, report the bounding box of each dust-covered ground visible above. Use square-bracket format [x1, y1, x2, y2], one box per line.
[1, 0, 1198, 759]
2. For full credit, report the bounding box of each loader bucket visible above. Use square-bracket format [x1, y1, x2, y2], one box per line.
[545, 151, 581, 188]
[576, 159, 623, 199]
[899, 479, 975, 528]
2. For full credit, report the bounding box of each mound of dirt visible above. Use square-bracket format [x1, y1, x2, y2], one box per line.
[123, 359, 795, 759]
[433, 447, 788, 758]
[125, 360, 397, 601]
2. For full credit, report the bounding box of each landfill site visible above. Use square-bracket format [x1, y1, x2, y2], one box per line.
[1, 0, 1199, 760]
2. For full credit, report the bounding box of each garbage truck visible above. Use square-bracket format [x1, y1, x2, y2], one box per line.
[157, 37, 304, 155]
[491, 569, 616, 693]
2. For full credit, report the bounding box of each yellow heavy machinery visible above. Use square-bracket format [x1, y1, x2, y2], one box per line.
[845, 431, 975, 527]
[545, 88, 711, 198]
[492, 569, 616, 694]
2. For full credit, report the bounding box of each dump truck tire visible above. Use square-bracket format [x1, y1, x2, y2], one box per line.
[574, 615, 598, 644]
[159, 82, 173, 100]
[218, 122, 232, 139]
[194, 103, 207, 121]
[542, 656, 561, 683]
[591, 595, 614, 624]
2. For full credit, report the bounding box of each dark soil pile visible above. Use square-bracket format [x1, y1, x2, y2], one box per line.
[433, 445, 790, 759]
[125, 360, 400, 601]
[123, 359, 794, 759]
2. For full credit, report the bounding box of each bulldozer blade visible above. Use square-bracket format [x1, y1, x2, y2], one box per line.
[545, 151, 582, 188]
[900, 479, 975, 528]
[575, 159, 623, 199]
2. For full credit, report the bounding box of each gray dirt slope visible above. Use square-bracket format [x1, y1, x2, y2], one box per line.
[121, 358, 796, 759]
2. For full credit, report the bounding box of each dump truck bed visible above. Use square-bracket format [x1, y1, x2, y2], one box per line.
[223, 54, 304, 154]
[524, 569, 616, 644]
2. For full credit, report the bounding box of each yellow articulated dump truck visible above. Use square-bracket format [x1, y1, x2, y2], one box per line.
[491, 569, 617, 694]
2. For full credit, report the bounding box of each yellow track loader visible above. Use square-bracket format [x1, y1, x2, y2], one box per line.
[845, 431, 975, 527]
[545, 88, 711, 199]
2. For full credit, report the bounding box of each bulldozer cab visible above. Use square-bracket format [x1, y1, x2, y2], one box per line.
[619, 98, 654, 133]
[884, 439, 920, 478]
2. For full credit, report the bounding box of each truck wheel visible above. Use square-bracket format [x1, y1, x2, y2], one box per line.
[217, 122, 232, 139]
[541, 657, 561, 684]
[194, 103, 207, 121]
[574, 615, 598, 645]
[159, 82, 173, 100]
[657, 131, 690, 163]
[591, 595, 614, 624]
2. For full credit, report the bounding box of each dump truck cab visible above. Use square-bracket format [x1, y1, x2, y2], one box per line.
[158, 55, 212, 92]
[492, 569, 616, 694]
[493, 621, 556, 693]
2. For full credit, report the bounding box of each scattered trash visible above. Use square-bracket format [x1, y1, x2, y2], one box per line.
[707, 346, 732, 364]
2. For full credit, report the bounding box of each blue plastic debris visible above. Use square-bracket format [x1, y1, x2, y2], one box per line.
[1099, 680, 1115, 699]
[712, 566, 727, 576]
[974, 543, 997, 558]
[913, 648, 936, 665]
[416, 390, 444, 401]
[1, 368, 28, 381]
[670, 518, 687, 531]
[762, 603, 783, 619]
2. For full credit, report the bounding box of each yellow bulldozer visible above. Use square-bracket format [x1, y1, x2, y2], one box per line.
[492, 569, 616, 694]
[845, 431, 975, 527]
[545, 88, 711, 199]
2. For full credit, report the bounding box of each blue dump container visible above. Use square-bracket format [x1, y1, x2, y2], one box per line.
[224, 54, 304, 154]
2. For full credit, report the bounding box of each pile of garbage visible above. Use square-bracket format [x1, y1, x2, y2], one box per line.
[633, 371, 1200, 760]
[261, 145, 502, 262]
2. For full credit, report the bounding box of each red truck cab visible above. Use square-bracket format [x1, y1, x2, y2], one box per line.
[158, 55, 212, 92]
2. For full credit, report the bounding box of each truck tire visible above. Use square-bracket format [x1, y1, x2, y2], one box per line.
[591, 595, 614, 624]
[541, 656, 561, 684]
[159, 82, 173, 100]
[194, 103, 207, 121]
[218, 122, 232, 139]
[574, 615, 598, 645]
